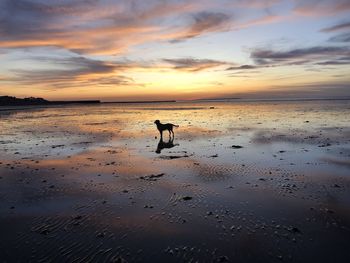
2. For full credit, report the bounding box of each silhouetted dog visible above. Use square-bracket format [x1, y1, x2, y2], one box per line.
[156, 137, 179, 154]
[154, 120, 179, 138]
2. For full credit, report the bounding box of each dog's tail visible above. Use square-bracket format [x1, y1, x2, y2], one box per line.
[173, 124, 179, 128]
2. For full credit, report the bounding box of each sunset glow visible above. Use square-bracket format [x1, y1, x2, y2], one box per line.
[0, 0, 350, 101]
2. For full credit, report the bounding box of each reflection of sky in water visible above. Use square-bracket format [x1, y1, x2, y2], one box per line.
[1, 100, 349, 173]
[1, 100, 350, 262]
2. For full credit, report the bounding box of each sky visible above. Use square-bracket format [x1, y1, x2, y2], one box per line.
[0, 0, 350, 101]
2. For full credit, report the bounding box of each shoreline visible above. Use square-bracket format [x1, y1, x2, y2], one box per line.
[1, 97, 350, 111]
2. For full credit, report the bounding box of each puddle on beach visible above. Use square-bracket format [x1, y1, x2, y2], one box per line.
[0, 100, 350, 262]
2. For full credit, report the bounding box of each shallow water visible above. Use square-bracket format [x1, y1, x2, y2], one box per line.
[0, 100, 350, 262]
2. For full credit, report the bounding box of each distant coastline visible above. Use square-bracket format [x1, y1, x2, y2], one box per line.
[103, 100, 176, 104]
[193, 97, 350, 102]
[0, 96, 179, 106]
[194, 97, 241, 101]
[1, 96, 349, 109]
[0, 96, 100, 106]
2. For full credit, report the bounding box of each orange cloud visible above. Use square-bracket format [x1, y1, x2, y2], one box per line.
[0, 1, 286, 55]
[293, 0, 350, 16]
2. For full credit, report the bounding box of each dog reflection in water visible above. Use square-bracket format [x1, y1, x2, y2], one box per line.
[156, 137, 179, 154]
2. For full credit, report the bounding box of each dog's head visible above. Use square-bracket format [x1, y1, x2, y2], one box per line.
[154, 120, 160, 124]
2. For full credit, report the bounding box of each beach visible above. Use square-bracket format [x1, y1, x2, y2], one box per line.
[1, 100, 350, 262]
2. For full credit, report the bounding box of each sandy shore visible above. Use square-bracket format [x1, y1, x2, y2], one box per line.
[0, 100, 350, 262]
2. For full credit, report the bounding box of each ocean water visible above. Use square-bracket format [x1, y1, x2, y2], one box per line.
[0, 100, 350, 262]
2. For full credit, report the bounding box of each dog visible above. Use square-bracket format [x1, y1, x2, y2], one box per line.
[154, 120, 179, 138]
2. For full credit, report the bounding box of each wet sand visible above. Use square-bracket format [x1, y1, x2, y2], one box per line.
[1, 100, 350, 262]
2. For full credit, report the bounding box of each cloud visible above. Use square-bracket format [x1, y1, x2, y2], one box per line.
[189, 12, 231, 36]
[225, 64, 262, 77]
[0, 0, 285, 55]
[321, 21, 350, 32]
[0, 1, 232, 54]
[251, 46, 350, 65]
[0, 1, 235, 53]
[3, 54, 230, 89]
[320, 20, 350, 43]
[231, 0, 282, 9]
[163, 58, 229, 71]
[226, 65, 257, 70]
[4, 56, 136, 88]
[225, 44, 350, 74]
[252, 46, 349, 60]
[222, 45, 350, 75]
[0, 0, 101, 35]
[170, 12, 231, 42]
[316, 56, 350, 65]
[320, 21, 350, 43]
[329, 32, 350, 43]
[0, 0, 187, 54]
[1, 0, 349, 100]
[293, 0, 350, 16]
